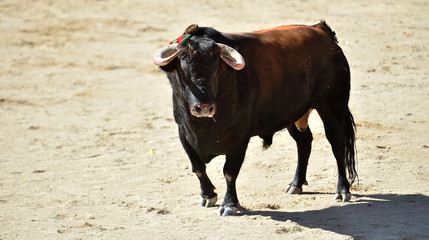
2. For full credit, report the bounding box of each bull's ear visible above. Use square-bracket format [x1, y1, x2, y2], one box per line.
[217, 43, 245, 70]
[152, 44, 180, 66]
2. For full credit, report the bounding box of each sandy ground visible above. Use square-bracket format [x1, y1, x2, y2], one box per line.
[1, 0, 429, 239]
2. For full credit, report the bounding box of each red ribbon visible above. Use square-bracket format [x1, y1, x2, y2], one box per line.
[169, 24, 199, 45]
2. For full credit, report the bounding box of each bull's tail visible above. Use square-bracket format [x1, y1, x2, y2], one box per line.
[344, 108, 358, 185]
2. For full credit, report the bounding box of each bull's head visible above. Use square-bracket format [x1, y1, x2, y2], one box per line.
[153, 37, 245, 118]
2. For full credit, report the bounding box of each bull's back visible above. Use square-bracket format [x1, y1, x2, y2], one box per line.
[248, 24, 335, 75]
[229, 23, 348, 134]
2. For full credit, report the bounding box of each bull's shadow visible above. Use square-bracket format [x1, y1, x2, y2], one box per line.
[241, 194, 429, 239]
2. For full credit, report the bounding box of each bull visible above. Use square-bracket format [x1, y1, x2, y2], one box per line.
[153, 21, 357, 216]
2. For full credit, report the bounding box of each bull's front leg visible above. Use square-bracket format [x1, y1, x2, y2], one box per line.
[218, 141, 249, 216]
[178, 130, 217, 208]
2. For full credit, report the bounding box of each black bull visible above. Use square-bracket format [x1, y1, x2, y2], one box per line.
[153, 21, 357, 216]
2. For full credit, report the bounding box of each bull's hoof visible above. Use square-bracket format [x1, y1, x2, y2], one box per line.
[285, 185, 303, 194]
[199, 195, 217, 207]
[217, 206, 238, 216]
[285, 181, 307, 194]
[333, 190, 351, 202]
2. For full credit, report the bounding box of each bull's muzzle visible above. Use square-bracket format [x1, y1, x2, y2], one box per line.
[190, 103, 216, 118]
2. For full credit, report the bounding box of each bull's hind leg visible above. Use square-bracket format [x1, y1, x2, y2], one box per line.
[285, 110, 313, 194]
[317, 107, 354, 202]
[178, 130, 217, 208]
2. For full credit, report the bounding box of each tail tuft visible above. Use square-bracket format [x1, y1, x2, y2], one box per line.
[344, 108, 358, 185]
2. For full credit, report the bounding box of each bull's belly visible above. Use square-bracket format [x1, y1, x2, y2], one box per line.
[252, 105, 310, 135]
[253, 116, 293, 136]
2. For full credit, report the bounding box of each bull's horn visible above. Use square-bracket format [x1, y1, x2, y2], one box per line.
[152, 44, 180, 66]
[217, 43, 245, 70]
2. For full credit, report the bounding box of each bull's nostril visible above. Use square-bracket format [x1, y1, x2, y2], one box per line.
[191, 104, 216, 117]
